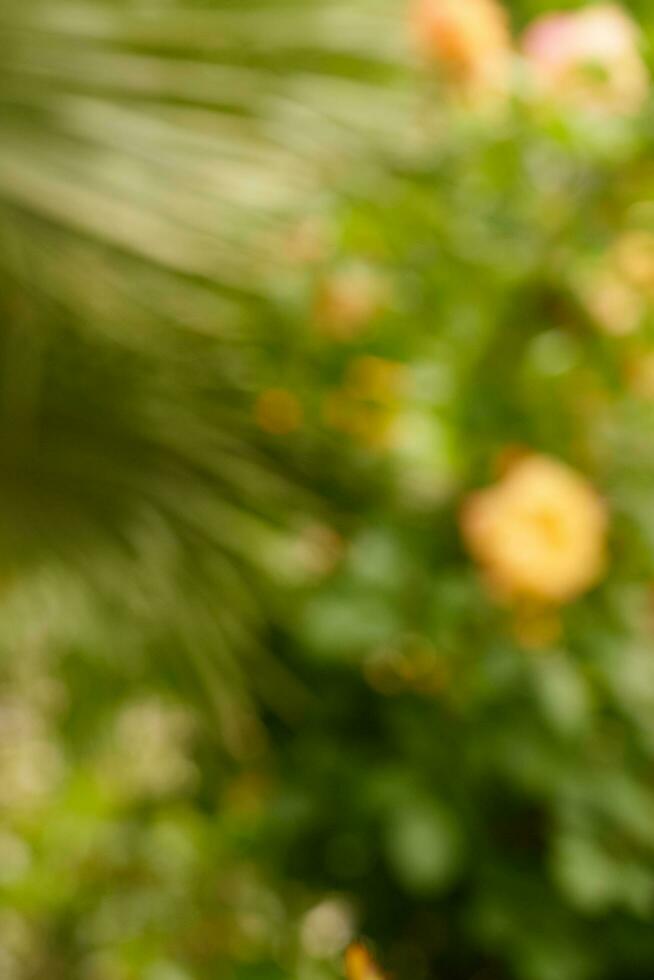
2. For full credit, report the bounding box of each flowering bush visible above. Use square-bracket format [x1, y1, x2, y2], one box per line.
[4, 1, 654, 980]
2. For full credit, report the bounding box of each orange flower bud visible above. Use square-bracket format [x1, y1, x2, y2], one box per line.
[411, 0, 512, 99]
[345, 943, 385, 980]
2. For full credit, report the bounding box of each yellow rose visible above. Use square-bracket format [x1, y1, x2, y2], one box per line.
[461, 454, 607, 603]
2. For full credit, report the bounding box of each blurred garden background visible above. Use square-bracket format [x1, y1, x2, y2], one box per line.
[5, 0, 654, 977]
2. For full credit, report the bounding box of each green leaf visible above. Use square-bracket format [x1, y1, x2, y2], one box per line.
[384, 798, 463, 895]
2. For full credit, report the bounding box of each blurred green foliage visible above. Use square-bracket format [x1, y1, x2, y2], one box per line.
[4, 1, 654, 979]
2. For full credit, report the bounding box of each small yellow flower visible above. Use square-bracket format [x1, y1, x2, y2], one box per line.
[254, 388, 303, 435]
[344, 356, 406, 403]
[410, 0, 512, 100]
[522, 4, 648, 115]
[323, 358, 404, 450]
[351, 406, 397, 450]
[345, 943, 385, 980]
[461, 454, 608, 604]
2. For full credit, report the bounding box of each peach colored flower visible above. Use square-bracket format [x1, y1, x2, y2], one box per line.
[314, 265, 388, 341]
[522, 4, 648, 114]
[614, 230, 654, 292]
[410, 0, 512, 100]
[578, 265, 643, 336]
[574, 230, 654, 336]
[461, 454, 608, 603]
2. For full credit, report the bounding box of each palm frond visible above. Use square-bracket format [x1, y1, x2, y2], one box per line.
[0, 0, 417, 740]
[0, 0, 413, 300]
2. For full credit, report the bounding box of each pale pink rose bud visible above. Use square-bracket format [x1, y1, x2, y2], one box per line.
[522, 4, 649, 114]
